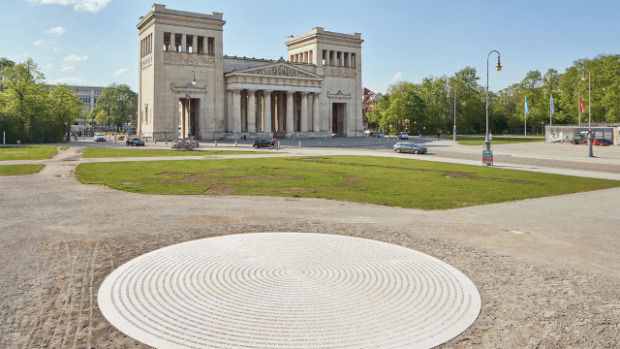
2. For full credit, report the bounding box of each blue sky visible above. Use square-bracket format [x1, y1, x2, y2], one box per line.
[2, 0, 618, 94]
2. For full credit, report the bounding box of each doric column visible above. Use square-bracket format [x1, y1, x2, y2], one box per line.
[232, 89, 241, 133]
[300, 92, 308, 132]
[192, 35, 197, 54]
[286, 91, 295, 133]
[277, 92, 284, 132]
[263, 90, 272, 132]
[247, 90, 256, 133]
[313, 93, 321, 132]
[181, 34, 187, 52]
[227, 90, 233, 132]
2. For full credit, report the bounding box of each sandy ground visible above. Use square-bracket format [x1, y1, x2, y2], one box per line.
[1, 141, 619, 348]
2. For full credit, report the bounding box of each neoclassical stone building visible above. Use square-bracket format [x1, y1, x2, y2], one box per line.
[137, 4, 363, 141]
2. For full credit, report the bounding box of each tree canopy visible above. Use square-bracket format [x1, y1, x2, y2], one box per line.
[0, 57, 137, 143]
[369, 54, 620, 136]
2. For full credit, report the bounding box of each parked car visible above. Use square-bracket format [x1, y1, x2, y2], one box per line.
[94, 134, 106, 142]
[372, 132, 384, 137]
[126, 137, 145, 146]
[253, 139, 271, 148]
[398, 132, 409, 140]
[393, 141, 427, 154]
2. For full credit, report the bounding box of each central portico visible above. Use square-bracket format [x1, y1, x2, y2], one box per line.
[137, 4, 363, 141]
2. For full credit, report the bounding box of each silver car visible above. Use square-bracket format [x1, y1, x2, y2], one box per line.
[393, 142, 427, 154]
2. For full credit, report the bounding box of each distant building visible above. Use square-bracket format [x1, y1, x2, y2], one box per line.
[66, 85, 104, 111]
[137, 4, 364, 141]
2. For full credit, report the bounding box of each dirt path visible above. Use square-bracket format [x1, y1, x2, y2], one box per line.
[1, 146, 619, 348]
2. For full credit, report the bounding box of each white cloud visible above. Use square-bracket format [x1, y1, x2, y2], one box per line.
[53, 47, 63, 53]
[61, 64, 75, 72]
[45, 26, 66, 37]
[46, 63, 54, 69]
[33, 40, 45, 46]
[64, 54, 88, 62]
[28, 0, 111, 13]
[391, 72, 403, 83]
[113, 68, 129, 77]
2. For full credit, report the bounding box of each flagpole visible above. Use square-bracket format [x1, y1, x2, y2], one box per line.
[550, 94, 552, 126]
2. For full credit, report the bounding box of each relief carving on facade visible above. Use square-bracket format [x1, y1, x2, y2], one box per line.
[327, 90, 352, 100]
[246, 65, 314, 78]
[164, 52, 215, 67]
[323, 66, 357, 78]
[141, 55, 153, 69]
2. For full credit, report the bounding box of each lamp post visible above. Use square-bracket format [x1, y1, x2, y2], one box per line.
[452, 88, 457, 142]
[582, 66, 593, 157]
[484, 50, 502, 165]
[186, 71, 197, 140]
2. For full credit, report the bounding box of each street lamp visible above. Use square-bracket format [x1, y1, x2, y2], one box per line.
[582, 66, 593, 157]
[484, 50, 502, 165]
[451, 87, 457, 142]
[186, 71, 197, 140]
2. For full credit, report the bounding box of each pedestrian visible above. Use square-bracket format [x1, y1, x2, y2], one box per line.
[270, 138, 275, 149]
[244, 134, 247, 141]
[437, 131, 441, 140]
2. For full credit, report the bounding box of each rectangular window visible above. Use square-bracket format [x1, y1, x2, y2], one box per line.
[163, 32, 171, 51]
[351, 53, 356, 68]
[145, 104, 149, 124]
[322, 50, 327, 65]
[197, 36, 204, 54]
[207, 37, 214, 55]
[344, 52, 349, 67]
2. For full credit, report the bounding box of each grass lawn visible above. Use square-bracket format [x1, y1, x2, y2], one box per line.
[449, 135, 544, 146]
[0, 146, 58, 161]
[82, 147, 270, 158]
[0, 164, 45, 176]
[75, 155, 620, 210]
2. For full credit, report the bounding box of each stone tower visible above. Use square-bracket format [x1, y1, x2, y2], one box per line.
[137, 4, 226, 141]
[286, 28, 363, 137]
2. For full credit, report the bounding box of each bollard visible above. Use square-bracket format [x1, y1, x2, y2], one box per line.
[298, 141, 302, 147]
[235, 140, 238, 147]
[214, 140, 218, 147]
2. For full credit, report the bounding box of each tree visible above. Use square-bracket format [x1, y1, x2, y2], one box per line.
[91, 83, 137, 129]
[450, 67, 484, 134]
[49, 85, 83, 139]
[0, 58, 49, 140]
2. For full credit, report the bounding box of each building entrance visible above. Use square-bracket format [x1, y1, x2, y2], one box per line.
[179, 98, 199, 139]
[332, 103, 346, 136]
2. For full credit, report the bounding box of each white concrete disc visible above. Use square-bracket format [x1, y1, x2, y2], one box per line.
[98, 233, 481, 348]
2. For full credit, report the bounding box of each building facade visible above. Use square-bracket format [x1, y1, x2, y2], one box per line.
[137, 4, 363, 141]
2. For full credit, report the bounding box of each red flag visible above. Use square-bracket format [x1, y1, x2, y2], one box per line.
[579, 95, 585, 113]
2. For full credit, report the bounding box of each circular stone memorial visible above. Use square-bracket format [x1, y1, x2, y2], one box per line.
[98, 233, 481, 348]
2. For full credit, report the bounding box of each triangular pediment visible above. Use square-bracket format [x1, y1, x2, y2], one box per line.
[227, 62, 322, 80]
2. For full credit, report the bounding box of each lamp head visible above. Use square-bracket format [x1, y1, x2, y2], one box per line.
[191, 79, 197, 86]
[581, 71, 587, 81]
[496, 57, 502, 71]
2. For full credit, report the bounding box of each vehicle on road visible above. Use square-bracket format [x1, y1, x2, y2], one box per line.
[94, 134, 106, 142]
[372, 132, 384, 137]
[393, 141, 427, 154]
[253, 139, 271, 148]
[398, 132, 409, 140]
[126, 137, 145, 146]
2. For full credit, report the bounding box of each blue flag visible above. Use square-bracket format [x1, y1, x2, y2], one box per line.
[525, 97, 529, 115]
[550, 94, 555, 115]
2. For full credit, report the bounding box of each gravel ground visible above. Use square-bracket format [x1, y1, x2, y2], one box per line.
[1, 141, 619, 348]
